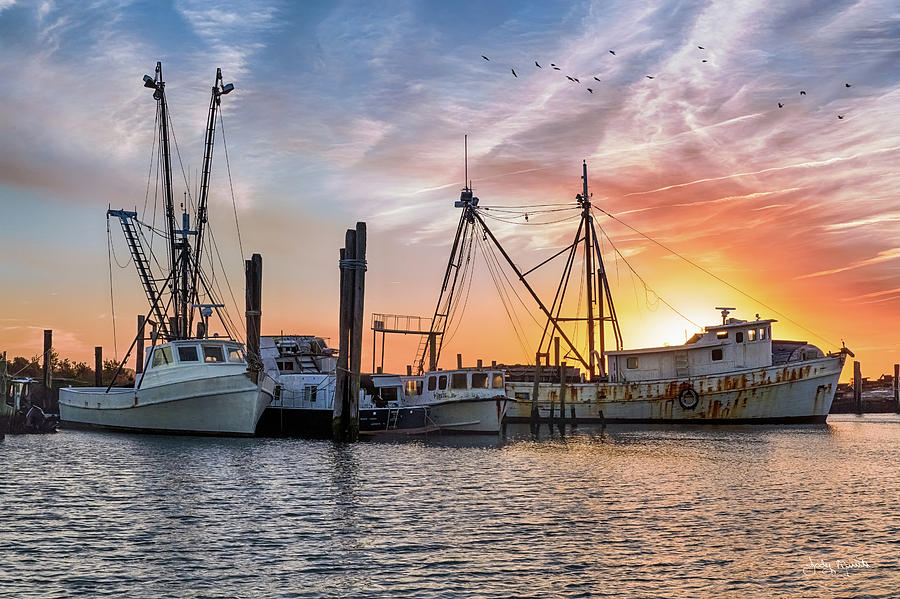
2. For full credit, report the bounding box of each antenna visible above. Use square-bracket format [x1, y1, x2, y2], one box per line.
[464, 134, 468, 191]
[715, 307, 736, 325]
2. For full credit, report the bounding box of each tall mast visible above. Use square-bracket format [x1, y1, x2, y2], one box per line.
[190, 68, 233, 335]
[147, 62, 180, 338]
[579, 161, 597, 379]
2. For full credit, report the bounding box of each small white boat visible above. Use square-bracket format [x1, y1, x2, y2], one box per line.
[370, 368, 508, 433]
[60, 340, 274, 436]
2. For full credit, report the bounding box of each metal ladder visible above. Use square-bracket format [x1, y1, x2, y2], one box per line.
[108, 209, 169, 338]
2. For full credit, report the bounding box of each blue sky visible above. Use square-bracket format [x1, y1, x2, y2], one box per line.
[1, 0, 898, 376]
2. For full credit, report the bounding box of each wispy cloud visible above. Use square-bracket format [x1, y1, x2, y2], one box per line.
[797, 248, 900, 279]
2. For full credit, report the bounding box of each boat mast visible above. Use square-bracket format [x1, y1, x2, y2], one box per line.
[579, 161, 597, 379]
[189, 68, 233, 336]
[144, 62, 180, 338]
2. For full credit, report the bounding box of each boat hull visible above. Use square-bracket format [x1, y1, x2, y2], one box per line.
[59, 372, 274, 436]
[505, 356, 844, 424]
[426, 396, 508, 433]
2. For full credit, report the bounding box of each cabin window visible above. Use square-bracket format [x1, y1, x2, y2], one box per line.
[228, 347, 245, 363]
[405, 380, 423, 396]
[736, 332, 744, 343]
[427, 376, 437, 391]
[178, 346, 199, 362]
[759, 328, 767, 340]
[379, 387, 399, 402]
[452, 373, 468, 389]
[748, 329, 757, 342]
[277, 361, 294, 371]
[626, 357, 638, 369]
[472, 373, 488, 389]
[492, 373, 504, 389]
[151, 346, 174, 368]
[438, 375, 447, 390]
[203, 345, 226, 363]
[303, 386, 318, 402]
[712, 348, 723, 361]
[716, 331, 728, 339]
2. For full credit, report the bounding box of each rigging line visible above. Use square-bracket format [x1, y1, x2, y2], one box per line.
[441, 231, 477, 348]
[165, 110, 196, 213]
[205, 218, 246, 333]
[106, 220, 119, 360]
[218, 110, 245, 261]
[480, 228, 534, 356]
[595, 223, 702, 329]
[479, 203, 577, 209]
[483, 228, 543, 329]
[477, 211, 583, 226]
[593, 206, 838, 347]
[480, 206, 581, 215]
[107, 221, 132, 270]
[476, 233, 530, 358]
[142, 108, 159, 217]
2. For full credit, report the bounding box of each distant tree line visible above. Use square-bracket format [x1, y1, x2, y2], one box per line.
[5, 349, 135, 386]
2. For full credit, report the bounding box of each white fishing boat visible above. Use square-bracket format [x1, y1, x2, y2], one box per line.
[369, 367, 508, 434]
[424, 159, 850, 425]
[59, 62, 274, 436]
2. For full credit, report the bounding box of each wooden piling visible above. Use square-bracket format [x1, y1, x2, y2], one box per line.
[136, 315, 145, 375]
[894, 364, 899, 414]
[530, 351, 541, 423]
[457, 353, 463, 369]
[244, 253, 263, 376]
[476, 359, 483, 369]
[94, 347, 103, 387]
[41, 330, 52, 409]
[333, 246, 350, 440]
[406, 365, 412, 376]
[559, 360, 567, 423]
[348, 222, 366, 439]
[853, 361, 862, 414]
[333, 223, 365, 442]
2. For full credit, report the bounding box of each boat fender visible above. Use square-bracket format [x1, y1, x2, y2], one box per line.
[678, 387, 699, 410]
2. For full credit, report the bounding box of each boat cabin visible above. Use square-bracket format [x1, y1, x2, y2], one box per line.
[139, 339, 247, 386]
[3, 377, 34, 415]
[607, 318, 781, 382]
[370, 368, 506, 407]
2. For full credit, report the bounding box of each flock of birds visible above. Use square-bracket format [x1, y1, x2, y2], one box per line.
[481, 46, 854, 119]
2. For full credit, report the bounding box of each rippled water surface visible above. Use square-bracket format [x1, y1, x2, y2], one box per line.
[2, 414, 898, 598]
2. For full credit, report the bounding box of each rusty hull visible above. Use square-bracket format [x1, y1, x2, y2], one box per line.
[504, 355, 845, 424]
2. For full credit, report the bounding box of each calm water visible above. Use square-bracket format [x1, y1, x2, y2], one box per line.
[1, 415, 898, 598]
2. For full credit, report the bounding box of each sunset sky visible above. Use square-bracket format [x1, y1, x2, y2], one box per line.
[1, 0, 898, 381]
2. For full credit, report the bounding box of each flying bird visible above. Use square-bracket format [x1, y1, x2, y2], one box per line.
[535, 61, 542, 68]
[698, 45, 705, 50]
[552, 66, 561, 70]
[550, 63, 557, 66]
[837, 115, 844, 119]
[511, 68, 517, 77]
[566, 76, 575, 82]
[701, 59, 708, 63]
[800, 90, 806, 95]
[609, 50, 616, 55]
[573, 76, 580, 82]
[844, 83, 852, 88]
[593, 76, 601, 82]
[587, 88, 593, 93]
[482, 55, 490, 61]
[778, 102, 783, 108]
[646, 75, 655, 79]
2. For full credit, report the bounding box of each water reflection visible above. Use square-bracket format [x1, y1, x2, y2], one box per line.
[0, 419, 897, 597]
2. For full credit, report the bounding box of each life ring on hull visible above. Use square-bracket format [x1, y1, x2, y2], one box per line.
[678, 387, 699, 410]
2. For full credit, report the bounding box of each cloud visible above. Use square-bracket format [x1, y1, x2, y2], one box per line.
[797, 248, 900, 279]
[825, 211, 900, 231]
